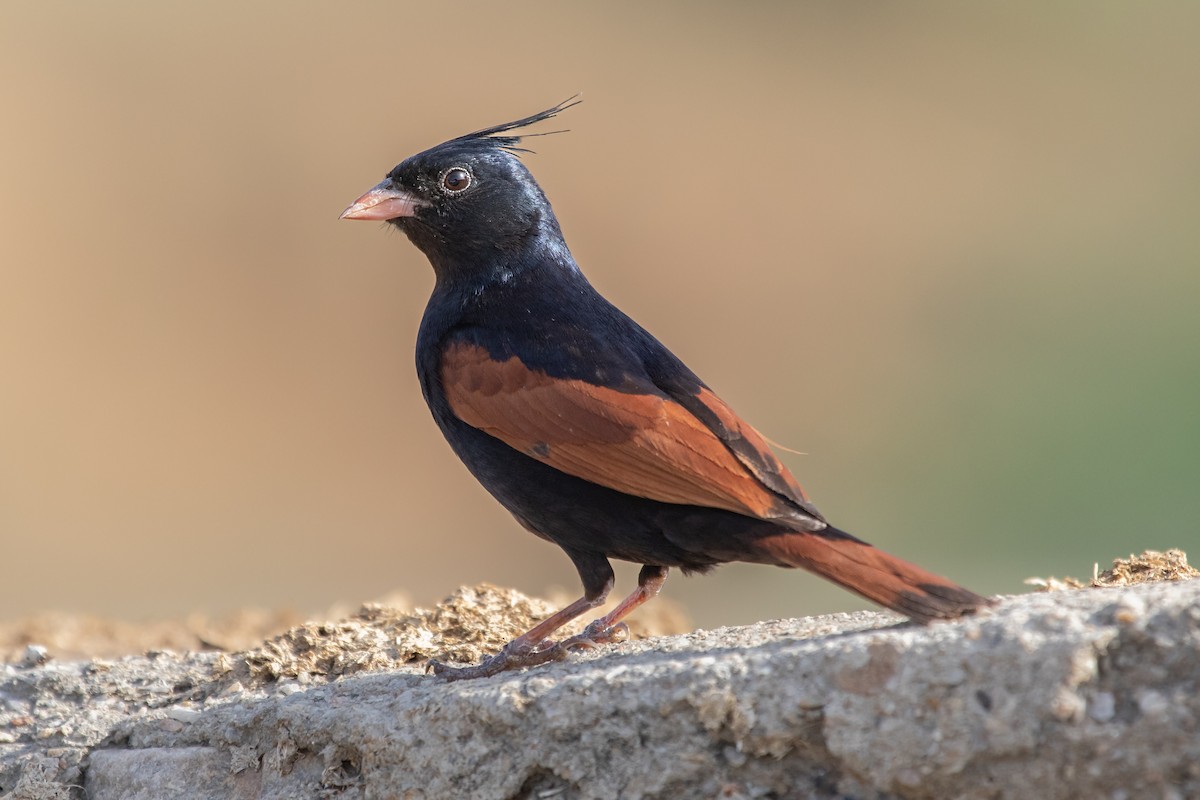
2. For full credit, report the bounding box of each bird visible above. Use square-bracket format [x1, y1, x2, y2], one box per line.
[340, 98, 991, 680]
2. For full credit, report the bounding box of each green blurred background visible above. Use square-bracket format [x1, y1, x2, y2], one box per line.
[1, 3, 1197, 628]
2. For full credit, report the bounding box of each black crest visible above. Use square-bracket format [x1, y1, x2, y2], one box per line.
[447, 96, 581, 156]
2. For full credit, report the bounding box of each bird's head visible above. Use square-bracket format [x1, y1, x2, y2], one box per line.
[340, 98, 579, 278]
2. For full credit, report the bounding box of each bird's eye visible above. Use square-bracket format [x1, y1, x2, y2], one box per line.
[442, 167, 472, 193]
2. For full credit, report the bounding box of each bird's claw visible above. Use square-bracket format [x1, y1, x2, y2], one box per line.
[427, 622, 631, 681]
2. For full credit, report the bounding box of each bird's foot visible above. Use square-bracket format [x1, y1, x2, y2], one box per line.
[426, 622, 630, 682]
[426, 638, 568, 682]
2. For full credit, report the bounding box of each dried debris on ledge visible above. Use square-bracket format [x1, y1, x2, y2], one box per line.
[231, 584, 560, 684]
[0, 584, 690, 680]
[224, 583, 691, 686]
[1025, 548, 1198, 592]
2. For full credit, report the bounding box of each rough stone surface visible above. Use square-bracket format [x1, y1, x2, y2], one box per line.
[2, 579, 1199, 799]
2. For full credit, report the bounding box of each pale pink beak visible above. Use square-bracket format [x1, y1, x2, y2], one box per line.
[339, 181, 422, 221]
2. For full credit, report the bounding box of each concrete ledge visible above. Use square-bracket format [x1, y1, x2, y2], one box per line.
[3, 579, 1199, 799]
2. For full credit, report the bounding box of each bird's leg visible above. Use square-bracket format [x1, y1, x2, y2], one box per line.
[547, 565, 669, 655]
[429, 562, 614, 681]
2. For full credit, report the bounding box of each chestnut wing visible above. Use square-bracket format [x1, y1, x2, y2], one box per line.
[440, 340, 815, 523]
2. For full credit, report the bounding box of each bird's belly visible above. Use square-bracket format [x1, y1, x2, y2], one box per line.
[436, 416, 782, 571]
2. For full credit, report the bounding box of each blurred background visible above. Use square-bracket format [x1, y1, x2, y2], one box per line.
[1, 2, 1197, 631]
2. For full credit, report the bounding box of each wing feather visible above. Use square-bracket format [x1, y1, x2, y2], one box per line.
[441, 341, 806, 520]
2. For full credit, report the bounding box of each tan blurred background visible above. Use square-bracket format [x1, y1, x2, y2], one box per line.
[1, 3, 1197, 630]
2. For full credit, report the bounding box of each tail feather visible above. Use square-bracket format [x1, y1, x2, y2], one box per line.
[751, 525, 991, 623]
